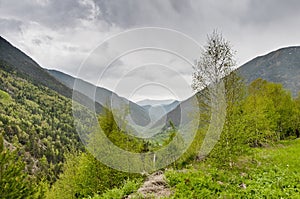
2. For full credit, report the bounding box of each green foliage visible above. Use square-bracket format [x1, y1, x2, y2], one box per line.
[166, 139, 300, 198]
[207, 71, 248, 166]
[97, 108, 146, 153]
[246, 78, 295, 141]
[46, 150, 142, 199]
[0, 68, 84, 184]
[1, 39, 300, 198]
[0, 134, 37, 198]
[30, 76, 300, 198]
[161, 123, 189, 169]
[293, 92, 300, 138]
[165, 77, 300, 198]
[47, 107, 151, 198]
[242, 80, 279, 146]
[207, 78, 300, 167]
[89, 180, 142, 199]
[191, 30, 248, 167]
[0, 89, 11, 104]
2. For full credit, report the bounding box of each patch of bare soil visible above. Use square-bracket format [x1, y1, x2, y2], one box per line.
[127, 171, 172, 199]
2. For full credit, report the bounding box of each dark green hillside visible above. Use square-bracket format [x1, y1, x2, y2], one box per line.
[0, 36, 72, 98]
[0, 64, 84, 183]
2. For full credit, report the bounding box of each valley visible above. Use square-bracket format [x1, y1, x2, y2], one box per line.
[0, 33, 300, 198]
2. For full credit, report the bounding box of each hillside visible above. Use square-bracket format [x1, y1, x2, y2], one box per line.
[0, 36, 104, 114]
[0, 36, 105, 185]
[48, 69, 151, 127]
[238, 46, 300, 97]
[163, 46, 300, 127]
[0, 36, 72, 98]
[0, 38, 144, 198]
[1, 35, 300, 198]
[0, 65, 84, 184]
[164, 139, 300, 198]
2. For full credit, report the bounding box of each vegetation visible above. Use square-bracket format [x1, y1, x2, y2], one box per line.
[46, 151, 143, 199]
[85, 180, 142, 199]
[0, 134, 37, 199]
[166, 139, 300, 198]
[1, 31, 300, 198]
[0, 64, 84, 192]
[0, 37, 73, 98]
[45, 108, 148, 198]
[162, 31, 300, 198]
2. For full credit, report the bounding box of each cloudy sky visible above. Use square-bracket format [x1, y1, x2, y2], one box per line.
[1, 0, 300, 101]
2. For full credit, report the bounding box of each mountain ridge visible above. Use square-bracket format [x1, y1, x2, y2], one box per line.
[238, 46, 300, 96]
[162, 45, 300, 127]
[48, 69, 151, 127]
[0, 36, 72, 98]
[0, 36, 105, 113]
[137, 99, 178, 106]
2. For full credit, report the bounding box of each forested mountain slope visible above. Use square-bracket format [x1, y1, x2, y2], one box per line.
[0, 63, 84, 183]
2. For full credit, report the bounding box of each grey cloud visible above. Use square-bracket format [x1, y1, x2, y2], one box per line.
[1, 0, 300, 100]
[169, 0, 193, 14]
[0, 18, 23, 34]
[31, 34, 53, 46]
[32, 38, 42, 45]
[94, 0, 187, 28]
[240, 0, 300, 25]
[63, 45, 80, 52]
[0, 0, 101, 30]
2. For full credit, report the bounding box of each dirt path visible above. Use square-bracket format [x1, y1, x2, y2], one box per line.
[127, 171, 172, 198]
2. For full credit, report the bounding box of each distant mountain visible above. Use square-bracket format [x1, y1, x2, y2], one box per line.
[162, 100, 180, 112]
[137, 99, 178, 106]
[48, 69, 151, 127]
[136, 99, 179, 122]
[238, 46, 300, 97]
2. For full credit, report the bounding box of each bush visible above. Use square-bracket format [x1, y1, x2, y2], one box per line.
[87, 180, 141, 199]
[46, 151, 142, 199]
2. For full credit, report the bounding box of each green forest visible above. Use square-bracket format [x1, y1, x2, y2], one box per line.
[1, 32, 300, 199]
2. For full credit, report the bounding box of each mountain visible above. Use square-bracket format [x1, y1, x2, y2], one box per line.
[48, 69, 151, 127]
[0, 36, 104, 113]
[238, 46, 300, 97]
[161, 100, 180, 112]
[0, 36, 72, 98]
[136, 99, 179, 123]
[0, 36, 101, 184]
[162, 46, 300, 127]
[137, 99, 178, 107]
[0, 62, 85, 184]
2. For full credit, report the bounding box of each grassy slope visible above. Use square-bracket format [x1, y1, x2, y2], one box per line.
[166, 139, 300, 198]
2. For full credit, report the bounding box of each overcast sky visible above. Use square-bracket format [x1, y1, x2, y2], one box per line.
[1, 0, 300, 101]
